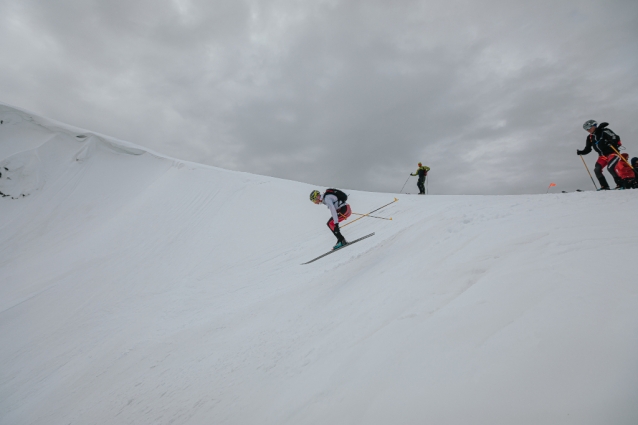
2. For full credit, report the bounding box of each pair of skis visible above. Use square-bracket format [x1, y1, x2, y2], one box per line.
[301, 233, 375, 264]
[302, 198, 398, 265]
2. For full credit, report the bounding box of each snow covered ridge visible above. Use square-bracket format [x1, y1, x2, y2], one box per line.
[0, 104, 170, 198]
[1, 103, 638, 424]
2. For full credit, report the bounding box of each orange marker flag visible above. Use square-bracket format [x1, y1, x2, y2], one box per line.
[546, 182, 556, 193]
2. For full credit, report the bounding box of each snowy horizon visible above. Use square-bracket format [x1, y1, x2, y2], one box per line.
[1, 104, 638, 424]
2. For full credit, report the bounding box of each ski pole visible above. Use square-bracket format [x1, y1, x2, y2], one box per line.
[579, 155, 598, 190]
[342, 198, 398, 228]
[351, 212, 392, 220]
[399, 175, 410, 193]
[425, 175, 428, 195]
[609, 145, 636, 170]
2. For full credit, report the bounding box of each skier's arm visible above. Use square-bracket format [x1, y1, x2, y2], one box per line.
[578, 137, 592, 155]
[325, 196, 340, 224]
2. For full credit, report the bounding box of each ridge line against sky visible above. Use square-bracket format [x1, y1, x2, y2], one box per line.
[1, 0, 637, 195]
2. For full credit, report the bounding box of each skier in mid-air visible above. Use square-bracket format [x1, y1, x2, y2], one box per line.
[410, 162, 430, 195]
[310, 188, 351, 249]
[577, 120, 623, 190]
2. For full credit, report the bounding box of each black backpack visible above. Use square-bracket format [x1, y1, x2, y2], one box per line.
[324, 188, 348, 202]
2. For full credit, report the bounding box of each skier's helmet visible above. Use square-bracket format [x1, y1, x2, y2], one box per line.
[418, 162, 422, 166]
[310, 190, 321, 204]
[583, 120, 598, 131]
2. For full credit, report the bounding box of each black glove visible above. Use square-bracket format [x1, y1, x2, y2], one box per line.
[577, 149, 583, 156]
[334, 223, 340, 232]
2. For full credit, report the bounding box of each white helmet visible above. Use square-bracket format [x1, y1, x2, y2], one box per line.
[583, 120, 598, 131]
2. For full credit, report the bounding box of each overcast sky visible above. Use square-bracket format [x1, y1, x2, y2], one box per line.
[2, 0, 637, 194]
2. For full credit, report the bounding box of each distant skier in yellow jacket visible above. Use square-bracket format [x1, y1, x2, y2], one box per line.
[410, 163, 430, 195]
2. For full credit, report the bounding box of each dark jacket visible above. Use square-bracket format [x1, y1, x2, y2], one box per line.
[578, 122, 621, 157]
[411, 165, 430, 181]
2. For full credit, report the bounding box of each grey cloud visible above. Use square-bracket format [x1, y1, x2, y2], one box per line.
[1, 0, 637, 195]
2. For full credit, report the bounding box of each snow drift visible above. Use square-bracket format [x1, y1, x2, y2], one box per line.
[1, 104, 637, 425]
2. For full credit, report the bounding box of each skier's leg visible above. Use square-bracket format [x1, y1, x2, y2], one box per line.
[327, 218, 346, 243]
[337, 207, 350, 243]
[327, 218, 337, 234]
[594, 162, 610, 189]
[607, 155, 623, 187]
[417, 180, 425, 194]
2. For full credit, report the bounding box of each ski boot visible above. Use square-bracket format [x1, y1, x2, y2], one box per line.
[333, 240, 348, 250]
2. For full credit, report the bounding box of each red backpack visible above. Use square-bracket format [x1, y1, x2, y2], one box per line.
[614, 153, 635, 180]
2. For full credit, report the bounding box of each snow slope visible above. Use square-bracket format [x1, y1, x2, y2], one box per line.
[1, 104, 637, 425]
